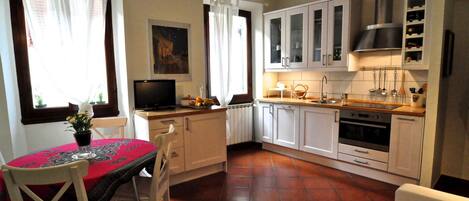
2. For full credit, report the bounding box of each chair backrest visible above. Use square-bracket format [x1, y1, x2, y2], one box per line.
[2, 160, 89, 201]
[149, 124, 175, 201]
[91, 117, 127, 139]
[0, 151, 5, 165]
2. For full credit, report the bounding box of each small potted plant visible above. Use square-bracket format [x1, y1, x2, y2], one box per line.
[34, 95, 47, 108]
[66, 112, 93, 150]
[96, 92, 106, 105]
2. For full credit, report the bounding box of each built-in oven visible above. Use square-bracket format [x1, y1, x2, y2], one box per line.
[339, 110, 391, 152]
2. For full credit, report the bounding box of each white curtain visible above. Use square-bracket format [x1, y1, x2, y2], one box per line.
[23, 0, 108, 116]
[209, 0, 240, 107]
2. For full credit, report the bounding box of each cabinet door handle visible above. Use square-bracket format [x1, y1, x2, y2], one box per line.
[354, 149, 369, 154]
[397, 117, 415, 122]
[322, 54, 326, 66]
[171, 151, 178, 158]
[185, 118, 189, 132]
[286, 57, 290, 67]
[269, 104, 273, 114]
[328, 54, 332, 65]
[281, 57, 285, 67]
[353, 159, 369, 165]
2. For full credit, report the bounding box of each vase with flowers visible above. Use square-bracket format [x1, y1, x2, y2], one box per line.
[66, 112, 94, 157]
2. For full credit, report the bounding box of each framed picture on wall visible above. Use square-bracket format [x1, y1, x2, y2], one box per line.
[148, 20, 191, 81]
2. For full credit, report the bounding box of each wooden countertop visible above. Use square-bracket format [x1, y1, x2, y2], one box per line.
[258, 98, 426, 117]
[135, 106, 227, 120]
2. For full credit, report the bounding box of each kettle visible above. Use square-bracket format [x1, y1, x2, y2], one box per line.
[294, 84, 309, 99]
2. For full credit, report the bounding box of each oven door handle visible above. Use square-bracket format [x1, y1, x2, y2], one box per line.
[340, 120, 387, 129]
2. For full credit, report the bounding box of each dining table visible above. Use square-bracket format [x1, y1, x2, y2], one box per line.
[0, 138, 157, 201]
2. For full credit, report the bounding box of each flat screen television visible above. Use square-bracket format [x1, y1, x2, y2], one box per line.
[134, 80, 176, 110]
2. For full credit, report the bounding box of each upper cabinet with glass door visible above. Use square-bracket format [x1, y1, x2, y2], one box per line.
[266, 0, 361, 72]
[308, 0, 356, 70]
[264, 6, 308, 71]
[264, 12, 285, 70]
[326, 0, 350, 68]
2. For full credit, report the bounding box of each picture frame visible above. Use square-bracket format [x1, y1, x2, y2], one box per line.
[148, 19, 192, 81]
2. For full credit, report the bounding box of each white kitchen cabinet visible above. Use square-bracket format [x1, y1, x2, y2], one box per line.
[309, 0, 352, 70]
[258, 103, 274, 143]
[308, 2, 328, 69]
[184, 112, 227, 171]
[285, 6, 308, 69]
[388, 115, 425, 179]
[299, 107, 339, 159]
[264, 6, 308, 71]
[308, 0, 352, 69]
[264, 12, 286, 70]
[134, 108, 227, 181]
[326, 0, 350, 68]
[273, 104, 300, 149]
[265, 0, 360, 71]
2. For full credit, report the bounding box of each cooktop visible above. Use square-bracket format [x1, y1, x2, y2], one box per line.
[346, 102, 400, 110]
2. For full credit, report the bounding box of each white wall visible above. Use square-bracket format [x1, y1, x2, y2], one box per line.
[440, 0, 469, 180]
[0, 0, 28, 160]
[0, 55, 14, 161]
[123, 0, 206, 107]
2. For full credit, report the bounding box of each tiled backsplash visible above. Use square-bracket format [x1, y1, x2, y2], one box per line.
[274, 70, 428, 104]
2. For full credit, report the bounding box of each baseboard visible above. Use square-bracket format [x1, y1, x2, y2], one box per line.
[227, 141, 262, 151]
[263, 143, 418, 186]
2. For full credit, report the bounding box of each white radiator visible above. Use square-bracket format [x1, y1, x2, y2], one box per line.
[227, 103, 253, 145]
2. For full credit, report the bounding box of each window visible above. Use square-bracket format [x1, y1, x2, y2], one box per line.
[10, 0, 118, 124]
[203, 5, 253, 104]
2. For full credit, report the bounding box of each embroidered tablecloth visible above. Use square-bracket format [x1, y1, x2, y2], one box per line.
[0, 139, 157, 201]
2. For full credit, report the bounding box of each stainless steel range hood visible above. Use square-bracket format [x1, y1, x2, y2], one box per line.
[354, 0, 402, 52]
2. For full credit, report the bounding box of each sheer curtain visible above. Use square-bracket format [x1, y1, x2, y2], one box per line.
[209, 0, 240, 106]
[23, 0, 108, 116]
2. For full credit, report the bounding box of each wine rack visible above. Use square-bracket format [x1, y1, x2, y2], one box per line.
[402, 0, 430, 69]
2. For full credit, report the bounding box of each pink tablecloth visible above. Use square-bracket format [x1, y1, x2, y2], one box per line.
[0, 139, 157, 201]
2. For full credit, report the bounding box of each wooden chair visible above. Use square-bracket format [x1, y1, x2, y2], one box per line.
[132, 124, 175, 201]
[0, 151, 5, 165]
[1, 160, 89, 201]
[91, 117, 128, 139]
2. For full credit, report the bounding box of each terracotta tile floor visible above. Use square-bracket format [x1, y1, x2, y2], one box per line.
[114, 146, 398, 201]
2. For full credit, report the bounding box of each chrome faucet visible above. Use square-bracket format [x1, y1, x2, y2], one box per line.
[320, 75, 328, 103]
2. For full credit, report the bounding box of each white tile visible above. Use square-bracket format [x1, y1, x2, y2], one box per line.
[406, 71, 428, 82]
[294, 80, 320, 93]
[277, 80, 294, 89]
[328, 72, 357, 81]
[351, 80, 375, 95]
[278, 72, 301, 81]
[325, 80, 352, 94]
[301, 71, 325, 81]
[363, 70, 376, 81]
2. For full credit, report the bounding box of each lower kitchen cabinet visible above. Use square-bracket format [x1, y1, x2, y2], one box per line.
[273, 104, 300, 149]
[388, 115, 425, 179]
[300, 107, 339, 159]
[258, 103, 274, 143]
[134, 109, 227, 178]
[184, 112, 227, 171]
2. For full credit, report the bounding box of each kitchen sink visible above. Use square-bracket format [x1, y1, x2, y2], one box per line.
[311, 99, 338, 104]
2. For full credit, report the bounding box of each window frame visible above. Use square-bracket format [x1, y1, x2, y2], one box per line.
[9, 0, 119, 124]
[203, 5, 253, 105]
